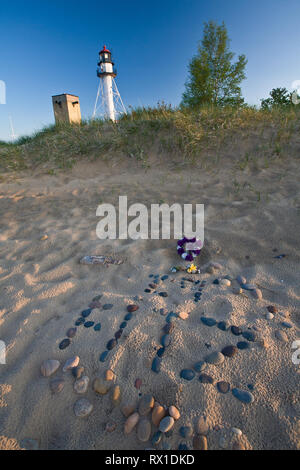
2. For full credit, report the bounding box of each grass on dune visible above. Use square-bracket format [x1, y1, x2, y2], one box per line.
[0, 104, 299, 174]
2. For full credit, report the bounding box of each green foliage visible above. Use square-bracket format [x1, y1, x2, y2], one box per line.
[260, 87, 298, 109]
[182, 21, 247, 108]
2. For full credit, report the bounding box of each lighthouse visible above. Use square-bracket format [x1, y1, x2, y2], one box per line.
[93, 45, 127, 121]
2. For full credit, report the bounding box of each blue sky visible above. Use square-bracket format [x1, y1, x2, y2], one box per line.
[0, 0, 299, 141]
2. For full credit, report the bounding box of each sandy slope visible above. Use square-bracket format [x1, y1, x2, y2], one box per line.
[0, 157, 299, 450]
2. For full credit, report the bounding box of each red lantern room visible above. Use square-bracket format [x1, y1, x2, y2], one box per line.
[98, 45, 113, 65]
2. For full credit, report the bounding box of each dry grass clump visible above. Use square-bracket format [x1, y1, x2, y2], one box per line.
[0, 103, 299, 174]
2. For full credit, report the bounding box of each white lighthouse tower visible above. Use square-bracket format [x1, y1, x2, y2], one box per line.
[93, 45, 127, 121]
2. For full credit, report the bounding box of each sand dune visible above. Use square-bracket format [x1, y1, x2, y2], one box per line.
[0, 157, 299, 450]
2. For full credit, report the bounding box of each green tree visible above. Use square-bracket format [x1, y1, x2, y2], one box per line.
[182, 21, 247, 108]
[261, 87, 293, 109]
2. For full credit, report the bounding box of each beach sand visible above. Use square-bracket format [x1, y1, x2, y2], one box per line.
[0, 155, 299, 450]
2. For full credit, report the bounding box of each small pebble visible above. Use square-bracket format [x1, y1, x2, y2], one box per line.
[74, 376, 89, 394]
[242, 331, 256, 342]
[75, 317, 85, 326]
[281, 321, 293, 329]
[81, 309, 92, 318]
[161, 334, 171, 348]
[159, 416, 174, 433]
[220, 278, 231, 287]
[103, 304, 113, 310]
[157, 347, 165, 357]
[72, 366, 84, 379]
[231, 427, 242, 436]
[236, 341, 249, 350]
[231, 325, 242, 336]
[152, 404, 167, 427]
[121, 402, 136, 418]
[93, 377, 112, 395]
[84, 321, 94, 328]
[221, 345, 238, 357]
[196, 416, 209, 435]
[74, 398, 93, 418]
[124, 313, 133, 321]
[199, 374, 214, 384]
[41, 359, 60, 377]
[169, 405, 180, 420]
[266, 312, 274, 320]
[236, 275, 247, 285]
[139, 394, 155, 416]
[107, 338, 117, 350]
[232, 388, 254, 404]
[63, 356, 79, 372]
[66, 328, 77, 338]
[193, 361, 206, 372]
[127, 304, 139, 312]
[94, 323, 102, 331]
[120, 321, 127, 329]
[201, 317, 217, 327]
[124, 412, 139, 434]
[105, 369, 115, 381]
[217, 381, 230, 394]
[137, 417, 152, 442]
[180, 369, 195, 381]
[50, 377, 65, 394]
[59, 338, 71, 350]
[159, 292, 168, 297]
[205, 351, 225, 365]
[217, 320, 230, 331]
[267, 305, 277, 313]
[111, 385, 121, 406]
[151, 356, 162, 373]
[193, 435, 207, 450]
[99, 351, 109, 362]
[252, 288, 263, 300]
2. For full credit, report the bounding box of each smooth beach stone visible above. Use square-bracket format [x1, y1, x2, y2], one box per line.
[92, 294, 102, 302]
[81, 308, 92, 318]
[63, 356, 79, 372]
[124, 412, 140, 435]
[127, 304, 139, 312]
[199, 374, 214, 384]
[152, 405, 167, 427]
[281, 321, 293, 329]
[163, 323, 174, 334]
[166, 312, 178, 323]
[121, 402, 136, 418]
[220, 278, 231, 287]
[84, 321, 94, 328]
[75, 317, 85, 326]
[103, 304, 113, 310]
[93, 377, 112, 395]
[242, 331, 256, 342]
[152, 356, 162, 373]
[193, 361, 206, 372]
[169, 405, 180, 420]
[137, 418, 152, 442]
[59, 338, 71, 350]
[196, 416, 209, 435]
[236, 275, 247, 285]
[157, 347, 165, 358]
[120, 321, 127, 329]
[179, 426, 193, 438]
[72, 366, 84, 379]
[231, 427, 243, 436]
[40, 359, 60, 377]
[139, 394, 155, 416]
[232, 388, 254, 404]
[111, 385, 121, 406]
[205, 351, 225, 365]
[241, 283, 256, 291]
[275, 330, 288, 343]
[217, 320, 230, 331]
[252, 288, 263, 300]
[89, 300, 102, 309]
[193, 435, 208, 450]
[179, 311, 189, 320]
[124, 312, 133, 321]
[236, 341, 249, 350]
[161, 334, 171, 348]
[93, 323, 101, 332]
[159, 292, 168, 297]
[221, 345, 238, 357]
[115, 329, 123, 339]
[159, 416, 175, 433]
[231, 325, 242, 336]
[105, 369, 115, 381]
[217, 381, 230, 394]
[107, 338, 117, 350]
[66, 327, 77, 338]
[180, 369, 195, 381]
[144, 288, 151, 293]
[201, 317, 217, 327]
[152, 431, 163, 446]
[74, 376, 89, 394]
[213, 279, 220, 285]
[73, 398, 93, 418]
[99, 350, 109, 362]
[161, 275, 169, 281]
[266, 312, 274, 320]
[149, 283, 157, 289]
[267, 305, 278, 313]
[50, 377, 65, 394]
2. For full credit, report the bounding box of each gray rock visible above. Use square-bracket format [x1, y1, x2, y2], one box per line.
[74, 376, 89, 394]
[74, 398, 93, 417]
[63, 356, 79, 372]
[40, 359, 60, 377]
[205, 351, 225, 365]
[138, 394, 155, 416]
[137, 418, 152, 442]
[159, 416, 174, 433]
